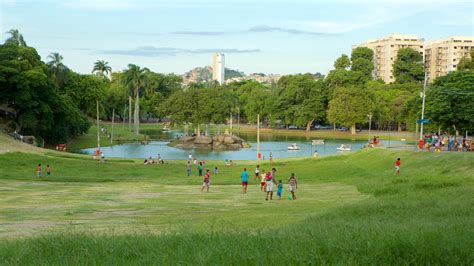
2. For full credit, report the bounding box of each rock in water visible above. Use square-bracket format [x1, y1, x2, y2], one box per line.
[194, 136, 213, 144]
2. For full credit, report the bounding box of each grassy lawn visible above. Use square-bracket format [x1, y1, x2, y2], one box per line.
[66, 123, 164, 151]
[0, 145, 473, 264]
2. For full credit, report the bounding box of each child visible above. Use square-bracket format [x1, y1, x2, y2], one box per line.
[46, 165, 51, 177]
[214, 166, 219, 175]
[198, 162, 203, 176]
[254, 165, 260, 181]
[201, 169, 210, 192]
[260, 170, 266, 191]
[36, 164, 42, 178]
[288, 173, 298, 200]
[277, 180, 283, 199]
[187, 161, 191, 177]
[265, 170, 276, 200]
[394, 158, 401, 175]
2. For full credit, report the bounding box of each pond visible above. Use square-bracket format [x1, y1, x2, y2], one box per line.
[78, 129, 411, 160]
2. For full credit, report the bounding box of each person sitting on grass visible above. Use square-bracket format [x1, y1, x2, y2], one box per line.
[241, 168, 249, 194]
[201, 169, 210, 192]
[265, 170, 276, 200]
[36, 164, 42, 178]
[214, 166, 219, 175]
[289, 173, 298, 200]
[277, 180, 283, 199]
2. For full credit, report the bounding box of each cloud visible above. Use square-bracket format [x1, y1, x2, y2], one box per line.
[95, 46, 260, 57]
[247, 24, 331, 35]
[62, 0, 134, 10]
[170, 31, 226, 36]
[170, 24, 332, 36]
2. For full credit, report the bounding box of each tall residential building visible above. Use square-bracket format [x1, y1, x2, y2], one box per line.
[352, 34, 424, 83]
[212, 53, 225, 85]
[424, 36, 474, 83]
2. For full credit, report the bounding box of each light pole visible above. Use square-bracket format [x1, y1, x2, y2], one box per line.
[420, 72, 428, 140]
[367, 113, 372, 143]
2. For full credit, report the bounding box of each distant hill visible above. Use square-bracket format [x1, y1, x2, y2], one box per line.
[182, 66, 245, 85]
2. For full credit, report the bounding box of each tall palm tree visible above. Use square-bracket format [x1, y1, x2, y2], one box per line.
[122, 64, 149, 134]
[92, 60, 112, 78]
[47, 52, 69, 88]
[6, 29, 27, 47]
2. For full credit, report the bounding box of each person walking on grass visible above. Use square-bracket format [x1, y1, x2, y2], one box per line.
[241, 168, 249, 193]
[254, 165, 260, 181]
[260, 170, 267, 191]
[36, 163, 42, 178]
[265, 170, 276, 200]
[289, 173, 298, 200]
[201, 169, 210, 192]
[269, 152, 273, 165]
[277, 180, 283, 199]
[394, 158, 401, 175]
[198, 162, 203, 176]
[187, 160, 191, 177]
[46, 165, 51, 177]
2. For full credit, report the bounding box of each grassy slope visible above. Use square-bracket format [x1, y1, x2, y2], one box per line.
[0, 144, 473, 264]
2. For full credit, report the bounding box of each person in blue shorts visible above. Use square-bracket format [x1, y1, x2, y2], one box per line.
[241, 168, 249, 193]
[277, 180, 283, 199]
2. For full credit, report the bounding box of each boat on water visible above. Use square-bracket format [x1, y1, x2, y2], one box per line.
[162, 127, 171, 132]
[336, 144, 351, 151]
[312, 139, 325, 145]
[288, 143, 300, 150]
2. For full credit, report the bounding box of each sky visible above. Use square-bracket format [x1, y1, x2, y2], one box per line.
[1, 0, 473, 75]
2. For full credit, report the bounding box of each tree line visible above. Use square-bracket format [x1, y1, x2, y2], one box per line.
[1, 29, 472, 145]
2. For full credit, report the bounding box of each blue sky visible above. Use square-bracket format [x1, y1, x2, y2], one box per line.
[1, 0, 473, 75]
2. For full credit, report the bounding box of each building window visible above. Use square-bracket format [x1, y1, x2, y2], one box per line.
[391, 45, 394, 47]
[453, 65, 456, 68]
[453, 59, 456, 62]
[454, 46, 457, 49]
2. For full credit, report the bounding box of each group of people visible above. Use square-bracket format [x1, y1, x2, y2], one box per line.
[92, 149, 105, 163]
[36, 163, 52, 177]
[253, 165, 297, 200]
[144, 154, 164, 165]
[418, 133, 472, 152]
[193, 162, 298, 201]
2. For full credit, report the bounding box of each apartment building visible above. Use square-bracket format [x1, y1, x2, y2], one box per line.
[212, 53, 225, 85]
[352, 34, 424, 83]
[424, 36, 474, 83]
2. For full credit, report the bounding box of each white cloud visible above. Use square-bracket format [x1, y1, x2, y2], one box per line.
[62, 0, 134, 10]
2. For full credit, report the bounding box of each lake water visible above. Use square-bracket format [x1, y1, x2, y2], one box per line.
[78, 129, 410, 160]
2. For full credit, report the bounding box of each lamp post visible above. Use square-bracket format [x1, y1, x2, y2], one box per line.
[367, 113, 372, 143]
[420, 72, 428, 140]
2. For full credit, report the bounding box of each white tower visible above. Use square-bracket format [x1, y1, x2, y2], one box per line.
[212, 53, 225, 85]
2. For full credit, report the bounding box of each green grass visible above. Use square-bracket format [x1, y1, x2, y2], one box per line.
[66, 123, 164, 151]
[0, 149, 473, 264]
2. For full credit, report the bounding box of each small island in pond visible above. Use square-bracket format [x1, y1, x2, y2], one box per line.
[170, 134, 250, 150]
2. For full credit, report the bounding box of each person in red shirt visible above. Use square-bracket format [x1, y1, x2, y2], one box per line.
[394, 158, 401, 175]
[201, 169, 210, 192]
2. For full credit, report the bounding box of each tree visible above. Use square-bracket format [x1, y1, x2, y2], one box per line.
[351, 47, 373, 61]
[457, 50, 474, 71]
[334, 54, 350, 70]
[47, 52, 69, 88]
[92, 60, 112, 78]
[5, 29, 27, 47]
[393, 48, 424, 83]
[327, 86, 375, 134]
[425, 70, 474, 133]
[62, 72, 107, 118]
[0, 41, 89, 143]
[122, 64, 149, 134]
[274, 74, 327, 131]
[351, 47, 374, 79]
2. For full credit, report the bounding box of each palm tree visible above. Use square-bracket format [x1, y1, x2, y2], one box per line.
[47, 52, 69, 88]
[92, 60, 112, 78]
[122, 64, 149, 134]
[6, 29, 27, 46]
